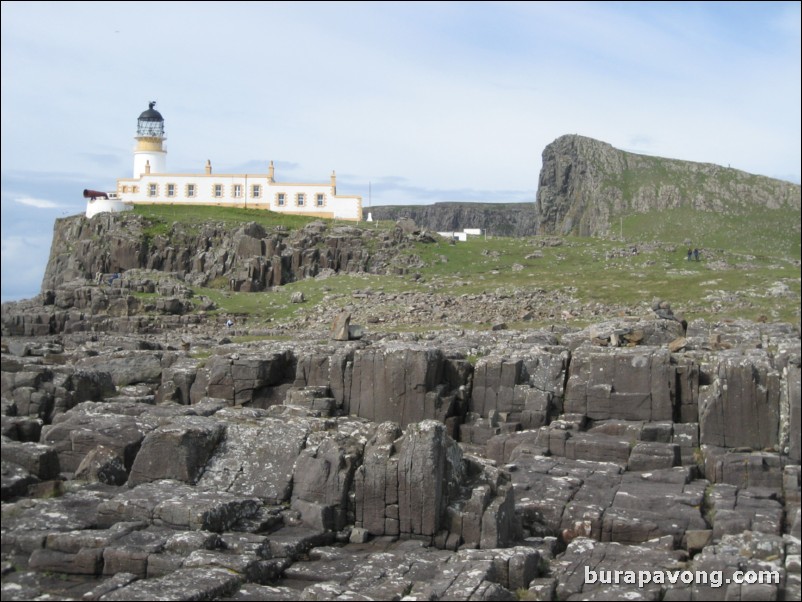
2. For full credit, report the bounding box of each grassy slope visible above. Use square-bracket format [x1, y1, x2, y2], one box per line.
[621, 207, 800, 259]
[136, 204, 372, 235]
[411, 233, 800, 323]
[598, 150, 800, 250]
[133, 205, 801, 327]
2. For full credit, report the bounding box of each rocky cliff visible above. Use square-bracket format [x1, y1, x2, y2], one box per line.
[536, 134, 802, 236]
[1, 179, 800, 599]
[40, 212, 431, 294]
[367, 202, 537, 237]
[2, 316, 800, 599]
[368, 136, 801, 240]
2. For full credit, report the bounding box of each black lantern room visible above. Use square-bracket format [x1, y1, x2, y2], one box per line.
[136, 101, 165, 138]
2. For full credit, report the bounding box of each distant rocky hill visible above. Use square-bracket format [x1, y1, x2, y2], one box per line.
[536, 134, 801, 237]
[366, 202, 537, 237]
[367, 136, 800, 240]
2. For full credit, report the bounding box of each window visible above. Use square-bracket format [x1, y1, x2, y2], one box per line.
[132, 186, 139, 193]
[252, 184, 261, 198]
[121, 185, 128, 193]
[233, 184, 242, 198]
[214, 184, 223, 198]
[148, 183, 158, 197]
[297, 193, 305, 207]
[186, 184, 196, 198]
[316, 193, 325, 207]
[167, 184, 176, 197]
[277, 193, 286, 206]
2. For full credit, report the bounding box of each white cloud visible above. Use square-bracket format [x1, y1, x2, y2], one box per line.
[14, 197, 61, 209]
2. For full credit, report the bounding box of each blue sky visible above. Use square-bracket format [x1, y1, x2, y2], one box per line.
[2, 1, 800, 302]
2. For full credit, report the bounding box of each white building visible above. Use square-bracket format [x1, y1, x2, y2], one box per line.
[86, 102, 362, 221]
[437, 231, 468, 242]
[436, 228, 483, 242]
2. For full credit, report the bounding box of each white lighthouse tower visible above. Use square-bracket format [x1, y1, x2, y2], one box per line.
[133, 101, 166, 177]
[87, 101, 363, 220]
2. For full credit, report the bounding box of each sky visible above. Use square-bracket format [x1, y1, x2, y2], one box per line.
[2, 1, 800, 303]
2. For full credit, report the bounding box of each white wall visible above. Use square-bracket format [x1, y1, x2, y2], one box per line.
[133, 150, 167, 178]
[86, 197, 132, 219]
[437, 231, 468, 242]
[115, 173, 361, 220]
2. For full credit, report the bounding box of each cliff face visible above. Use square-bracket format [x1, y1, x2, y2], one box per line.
[535, 134, 802, 237]
[40, 213, 424, 294]
[367, 136, 801, 239]
[367, 202, 537, 237]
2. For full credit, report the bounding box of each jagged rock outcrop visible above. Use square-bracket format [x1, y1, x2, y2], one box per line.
[536, 134, 802, 236]
[1, 326, 800, 600]
[39, 215, 424, 294]
[368, 202, 537, 237]
[4, 158, 802, 599]
[354, 420, 516, 548]
[2, 318, 800, 600]
[1, 214, 456, 337]
[185, 341, 471, 431]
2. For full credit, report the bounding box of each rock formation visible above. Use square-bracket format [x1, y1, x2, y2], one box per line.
[536, 134, 801, 236]
[365, 135, 801, 241]
[367, 202, 538, 237]
[2, 312, 799, 599]
[1, 203, 800, 599]
[39, 214, 432, 294]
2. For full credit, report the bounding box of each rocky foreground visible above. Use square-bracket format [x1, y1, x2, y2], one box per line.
[2, 280, 800, 601]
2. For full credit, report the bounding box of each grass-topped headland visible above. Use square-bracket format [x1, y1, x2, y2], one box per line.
[104, 203, 802, 328]
[538, 134, 801, 239]
[141, 204, 799, 327]
[133, 204, 393, 234]
[134, 204, 322, 231]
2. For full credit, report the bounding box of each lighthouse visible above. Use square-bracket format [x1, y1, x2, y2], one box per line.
[133, 101, 166, 178]
[87, 101, 362, 220]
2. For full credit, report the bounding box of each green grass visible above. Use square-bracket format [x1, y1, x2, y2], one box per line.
[197, 271, 410, 323]
[190, 349, 213, 360]
[621, 207, 801, 260]
[134, 202, 797, 328]
[427, 234, 798, 321]
[135, 204, 320, 231]
[194, 231, 799, 326]
[592, 148, 800, 254]
[133, 204, 396, 234]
